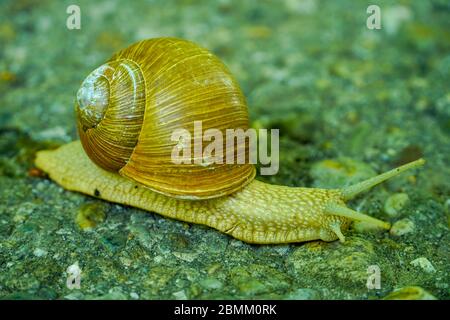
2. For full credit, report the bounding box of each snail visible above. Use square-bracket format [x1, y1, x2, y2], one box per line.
[35, 38, 425, 244]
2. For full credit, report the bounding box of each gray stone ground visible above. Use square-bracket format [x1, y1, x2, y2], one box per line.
[0, 0, 448, 299]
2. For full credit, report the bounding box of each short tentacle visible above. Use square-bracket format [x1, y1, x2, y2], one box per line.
[329, 222, 346, 243]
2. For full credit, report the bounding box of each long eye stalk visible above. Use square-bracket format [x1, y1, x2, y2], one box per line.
[341, 158, 425, 200]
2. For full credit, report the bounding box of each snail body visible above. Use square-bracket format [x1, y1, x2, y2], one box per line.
[35, 38, 425, 244]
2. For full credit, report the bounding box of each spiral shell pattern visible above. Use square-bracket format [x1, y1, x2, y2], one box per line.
[76, 38, 255, 199]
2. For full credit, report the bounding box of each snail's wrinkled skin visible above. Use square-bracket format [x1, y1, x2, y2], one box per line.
[35, 141, 424, 244]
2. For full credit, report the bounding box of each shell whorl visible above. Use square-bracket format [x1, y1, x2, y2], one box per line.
[76, 59, 145, 172]
[75, 38, 255, 199]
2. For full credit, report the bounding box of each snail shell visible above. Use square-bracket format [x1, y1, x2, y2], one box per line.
[76, 38, 255, 199]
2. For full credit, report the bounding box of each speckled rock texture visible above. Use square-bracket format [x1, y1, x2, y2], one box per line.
[0, 0, 448, 299]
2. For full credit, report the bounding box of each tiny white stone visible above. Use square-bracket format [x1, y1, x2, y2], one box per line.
[410, 257, 436, 273]
[33, 248, 47, 257]
[130, 292, 139, 299]
[390, 218, 415, 236]
[173, 290, 188, 300]
[384, 193, 410, 217]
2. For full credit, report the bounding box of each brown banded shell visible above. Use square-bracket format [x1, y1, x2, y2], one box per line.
[76, 38, 255, 199]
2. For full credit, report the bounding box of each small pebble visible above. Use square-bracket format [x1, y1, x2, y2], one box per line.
[120, 257, 132, 267]
[173, 290, 188, 300]
[33, 248, 47, 257]
[390, 218, 415, 236]
[199, 278, 223, 290]
[207, 263, 222, 275]
[410, 257, 436, 273]
[130, 292, 139, 299]
[384, 193, 410, 216]
[13, 214, 26, 223]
